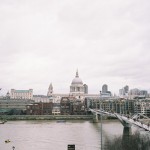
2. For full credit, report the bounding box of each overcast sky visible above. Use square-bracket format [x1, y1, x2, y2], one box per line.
[0, 0, 150, 95]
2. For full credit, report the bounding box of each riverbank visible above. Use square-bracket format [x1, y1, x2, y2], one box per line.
[0, 115, 117, 121]
[0, 115, 94, 120]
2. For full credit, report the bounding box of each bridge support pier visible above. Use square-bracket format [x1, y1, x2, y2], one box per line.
[93, 113, 99, 123]
[123, 126, 132, 136]
[122, 126, 132, 149]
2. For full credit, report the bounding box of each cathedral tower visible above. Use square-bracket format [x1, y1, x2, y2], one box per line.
[47, 83, 53, 97]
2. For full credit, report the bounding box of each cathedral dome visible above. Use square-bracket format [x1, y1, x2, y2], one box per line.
[72, 77, 83, 84]
[71, 70, 83, 85]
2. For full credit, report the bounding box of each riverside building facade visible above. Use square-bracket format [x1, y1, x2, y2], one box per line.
[10, 89, 33, 100]
[4, 70, 150, 116]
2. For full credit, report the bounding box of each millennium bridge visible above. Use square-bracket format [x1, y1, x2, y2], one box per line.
[89, 108, 150, 133]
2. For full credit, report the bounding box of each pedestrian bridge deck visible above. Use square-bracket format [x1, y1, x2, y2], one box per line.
[89, 108, 150, 132]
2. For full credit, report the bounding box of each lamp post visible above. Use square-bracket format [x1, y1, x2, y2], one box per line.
[100, 91, 102, 150]
[12, 146, 15, 150]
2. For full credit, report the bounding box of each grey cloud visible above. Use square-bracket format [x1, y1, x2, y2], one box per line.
[0, 0, 150, 95]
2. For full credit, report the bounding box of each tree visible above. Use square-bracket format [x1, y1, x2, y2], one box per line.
[105, 131, 150, 150]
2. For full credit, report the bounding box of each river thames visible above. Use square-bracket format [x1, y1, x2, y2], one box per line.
[0, 120, 138, 150]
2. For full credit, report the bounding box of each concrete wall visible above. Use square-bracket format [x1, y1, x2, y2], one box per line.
[0, 115, 93, 120]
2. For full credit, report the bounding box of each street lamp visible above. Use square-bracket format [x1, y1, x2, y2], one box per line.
[100, 91, 103, 150]
[12, 146, 15, 150]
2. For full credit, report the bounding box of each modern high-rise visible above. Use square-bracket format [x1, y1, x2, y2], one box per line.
[102, 84, 108, 93]
[119, 85, 129, 97]
[124, 85, 129, 93]
[83, 84, 88, 94]
[101, 84, 111, 97]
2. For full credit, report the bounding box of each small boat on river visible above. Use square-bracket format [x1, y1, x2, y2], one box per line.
[5, 139, 11, 143]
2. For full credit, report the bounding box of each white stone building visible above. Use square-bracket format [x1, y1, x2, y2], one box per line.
[70, 70, 85, 100]
[10, 89, 33, 100]
[32, 95, 50, 103]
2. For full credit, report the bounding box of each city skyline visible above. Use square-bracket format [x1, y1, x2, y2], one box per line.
[0, 0, 150, 95]
[0, 70, 149, 96]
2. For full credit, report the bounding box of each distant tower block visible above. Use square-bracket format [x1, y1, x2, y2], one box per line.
[124, 85, 129, 93]
[102, 84, 108, 93]
[47, 83, 53, 96]
[83, 84, 88, 94]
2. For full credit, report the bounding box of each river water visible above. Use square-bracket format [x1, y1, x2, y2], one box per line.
[0, 120, 139, 150]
